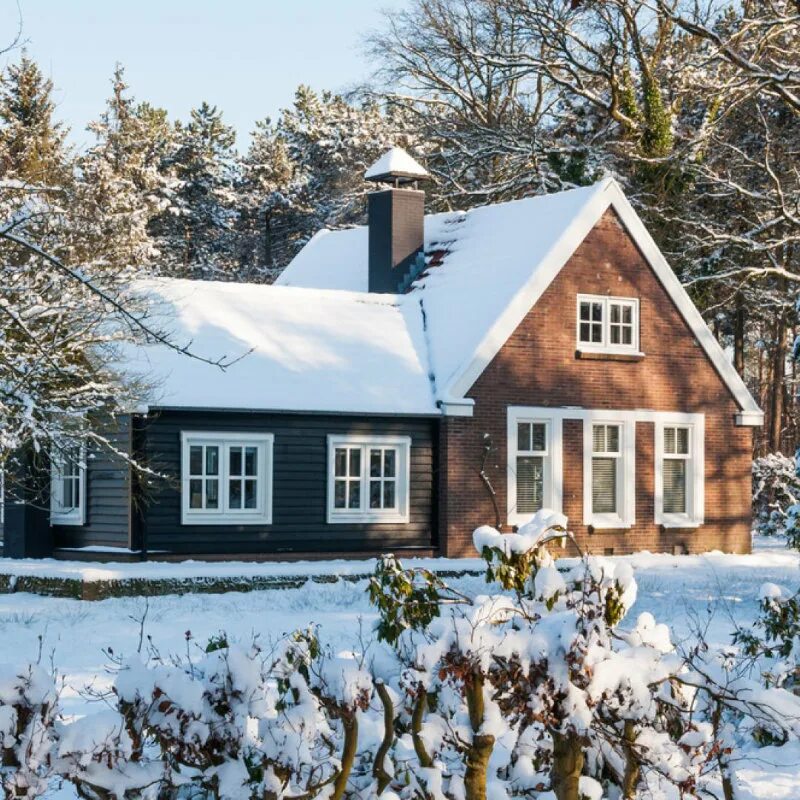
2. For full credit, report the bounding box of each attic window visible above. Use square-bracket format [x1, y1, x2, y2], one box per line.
[577, 295, 640, 354]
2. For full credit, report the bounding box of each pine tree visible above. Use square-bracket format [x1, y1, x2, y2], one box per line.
[151, 102, 239, 279]
[0, 51, 70, 185]
[74, 65, 175, 274]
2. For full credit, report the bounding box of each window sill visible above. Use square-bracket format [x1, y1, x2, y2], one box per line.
[50, 515, 85, 527]
[658, 518, 703, 529]
[327, 512, 410, 525]
[181, 513, 272, 526]
[587, 518, 633, 531]
[576, 349, 645, 362]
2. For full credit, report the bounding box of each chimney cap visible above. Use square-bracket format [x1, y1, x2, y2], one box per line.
[365, 147, 430, 185]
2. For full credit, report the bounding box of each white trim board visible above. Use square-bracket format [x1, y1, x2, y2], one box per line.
[444, 178, 763, 426]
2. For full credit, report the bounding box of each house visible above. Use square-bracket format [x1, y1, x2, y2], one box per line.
[1, 148, 762, 561]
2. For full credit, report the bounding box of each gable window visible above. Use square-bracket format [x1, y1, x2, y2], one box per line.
[507, 409, 562, 527]
[327, 435, 410, 523]
[181, 432, 273, 525]
[655, 417, 704, 527]
[583, 417, 635, 529]
[50, 446, 86, 526]
[577, 295, 640, 354]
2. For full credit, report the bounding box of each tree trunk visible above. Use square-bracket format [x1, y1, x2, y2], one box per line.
[373, 681, 395, 793]
[411, 689, 433, 768]
[551, 730, 584, 800]
[331, 714, 358, 800]
[734, 294, 745, 377]
[621, 720, 640, 799]
[769, 310, 787, 452]
[464, 670, 495, 800]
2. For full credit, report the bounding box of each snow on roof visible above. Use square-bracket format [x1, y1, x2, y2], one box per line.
[125, 279, 436, 415]
[278, 227, 368, 292]
[364, 147, 429, 181]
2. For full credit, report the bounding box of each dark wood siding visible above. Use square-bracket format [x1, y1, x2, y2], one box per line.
[53, 415, 133, 549]
[140, 410, 437, 556]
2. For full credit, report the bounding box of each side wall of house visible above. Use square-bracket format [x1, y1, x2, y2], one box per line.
[139, 411, 437, 557]
[440, 210, 754, 557]
[52, 415, 133, 550]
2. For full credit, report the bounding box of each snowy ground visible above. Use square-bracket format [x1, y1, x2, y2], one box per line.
[1, 537, 799, 798]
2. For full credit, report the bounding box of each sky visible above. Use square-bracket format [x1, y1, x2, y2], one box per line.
[0, 0, 404, 151]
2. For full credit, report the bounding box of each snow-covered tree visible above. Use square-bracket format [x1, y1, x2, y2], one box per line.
[150, 102, 239, 279]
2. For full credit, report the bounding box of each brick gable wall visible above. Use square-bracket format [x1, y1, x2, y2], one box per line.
[439, 209, 753, 557]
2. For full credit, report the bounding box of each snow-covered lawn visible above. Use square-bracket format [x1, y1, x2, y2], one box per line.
[1, 537, 799, 798]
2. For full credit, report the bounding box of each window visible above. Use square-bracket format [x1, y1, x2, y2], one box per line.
[507, 410, 562, 526]
[583, 417, 635, 529]
[327, 435, 410, 523]
[181, 432, 273, 525]
[577, 295, 640, 353]
[50, 446, 86, 526]
[655, 418, 704, 527]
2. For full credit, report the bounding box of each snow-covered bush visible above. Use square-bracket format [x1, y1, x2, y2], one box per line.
[369, 510, 704, 800]
[752, 453, 800, 537]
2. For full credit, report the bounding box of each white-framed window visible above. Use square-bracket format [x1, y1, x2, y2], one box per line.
[583, 416, 636, 529]
[50, 445, 87, 526]
[576, 295, 640, 354]
[507, 409, 562, 527]
[655, 416, 704, 528]
[181, 432, 274, 525]
[327, 435, 410, 524]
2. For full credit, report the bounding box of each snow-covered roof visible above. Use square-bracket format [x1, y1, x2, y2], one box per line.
[364, 147, 429, 182]
[125, 279, 436, 415]
[278, 177, 763, 423]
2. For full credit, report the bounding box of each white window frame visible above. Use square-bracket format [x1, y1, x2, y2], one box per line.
[50, 445, 87, 526]
[582, 413, 636, 529]
[507, 409, 562, 527]
[655, 414, 704, 528]
[181, 432, 274, 526]
[576, 294, 641, 355]
[327, 435, 411, 524]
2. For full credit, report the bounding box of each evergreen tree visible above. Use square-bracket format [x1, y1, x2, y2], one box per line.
[0, 51, 70, 185]
[75, 65, 175, 274]
[151, 102, 238, 278]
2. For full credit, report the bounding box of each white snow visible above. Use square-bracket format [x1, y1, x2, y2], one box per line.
[364, 147, 429, 180]
[123, 278, 437, 415]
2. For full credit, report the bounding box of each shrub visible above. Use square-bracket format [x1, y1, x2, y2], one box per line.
[752, 452, 800, 537]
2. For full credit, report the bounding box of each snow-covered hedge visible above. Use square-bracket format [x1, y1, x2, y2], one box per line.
[752, 452, 800, 537]
[3, 511, 800, 800]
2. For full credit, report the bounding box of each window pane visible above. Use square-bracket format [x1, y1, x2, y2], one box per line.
[664, 427, 676, 454]
[579, 322, 591, 342]
[610, 326, 620, 344]
[517, 422, 531, 451]
[370, 479, 381, 509]
[334, 480, 346, 509]
[190, 479, 203, 509]
[517, 456, 544, 514]
[370, 449, 382, 478]
[206, 479, 219, 509]
[348, 481, 360, 509]
[580, 302, 591, 321]
[245, 447, 258, 476]
[530, 424, 546, 452]
[607, 425, 619, 453]
[676, 428, 689, 455]
[592, 425, 606, 453]
[384, 449, 396, 478]
[206, 446, 219, 476]
[622, 305, 632, 324]
[592, 457, 617, 514]
[384, 480, 396, 509]
[229, 480, 242, 509]
[621, 327, 632, 345]
[229, 446, 242, 477]
[62, 478, 73, 509]
[190, 446, 202, 475]
[349, 449, 361, 478]
[591, 302, 602, 322]
[664, 459, 687, 514]
[244, 479, 257, 509]
[335, 449, 347, 477]
[610, 304, 620, 323]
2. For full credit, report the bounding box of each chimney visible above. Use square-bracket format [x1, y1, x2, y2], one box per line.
[364, 147, 430, 293]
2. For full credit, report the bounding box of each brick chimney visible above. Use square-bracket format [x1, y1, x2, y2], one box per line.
[364, 147, 430, 293]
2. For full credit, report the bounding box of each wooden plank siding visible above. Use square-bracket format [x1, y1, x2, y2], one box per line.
[138, 410, 438, 556]
[52, 415, 133, 550]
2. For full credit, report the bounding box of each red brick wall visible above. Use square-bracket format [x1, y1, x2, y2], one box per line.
[439, 210, 754, 557]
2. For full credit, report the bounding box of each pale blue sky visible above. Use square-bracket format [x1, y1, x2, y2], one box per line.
[0, 0, 404, 150]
